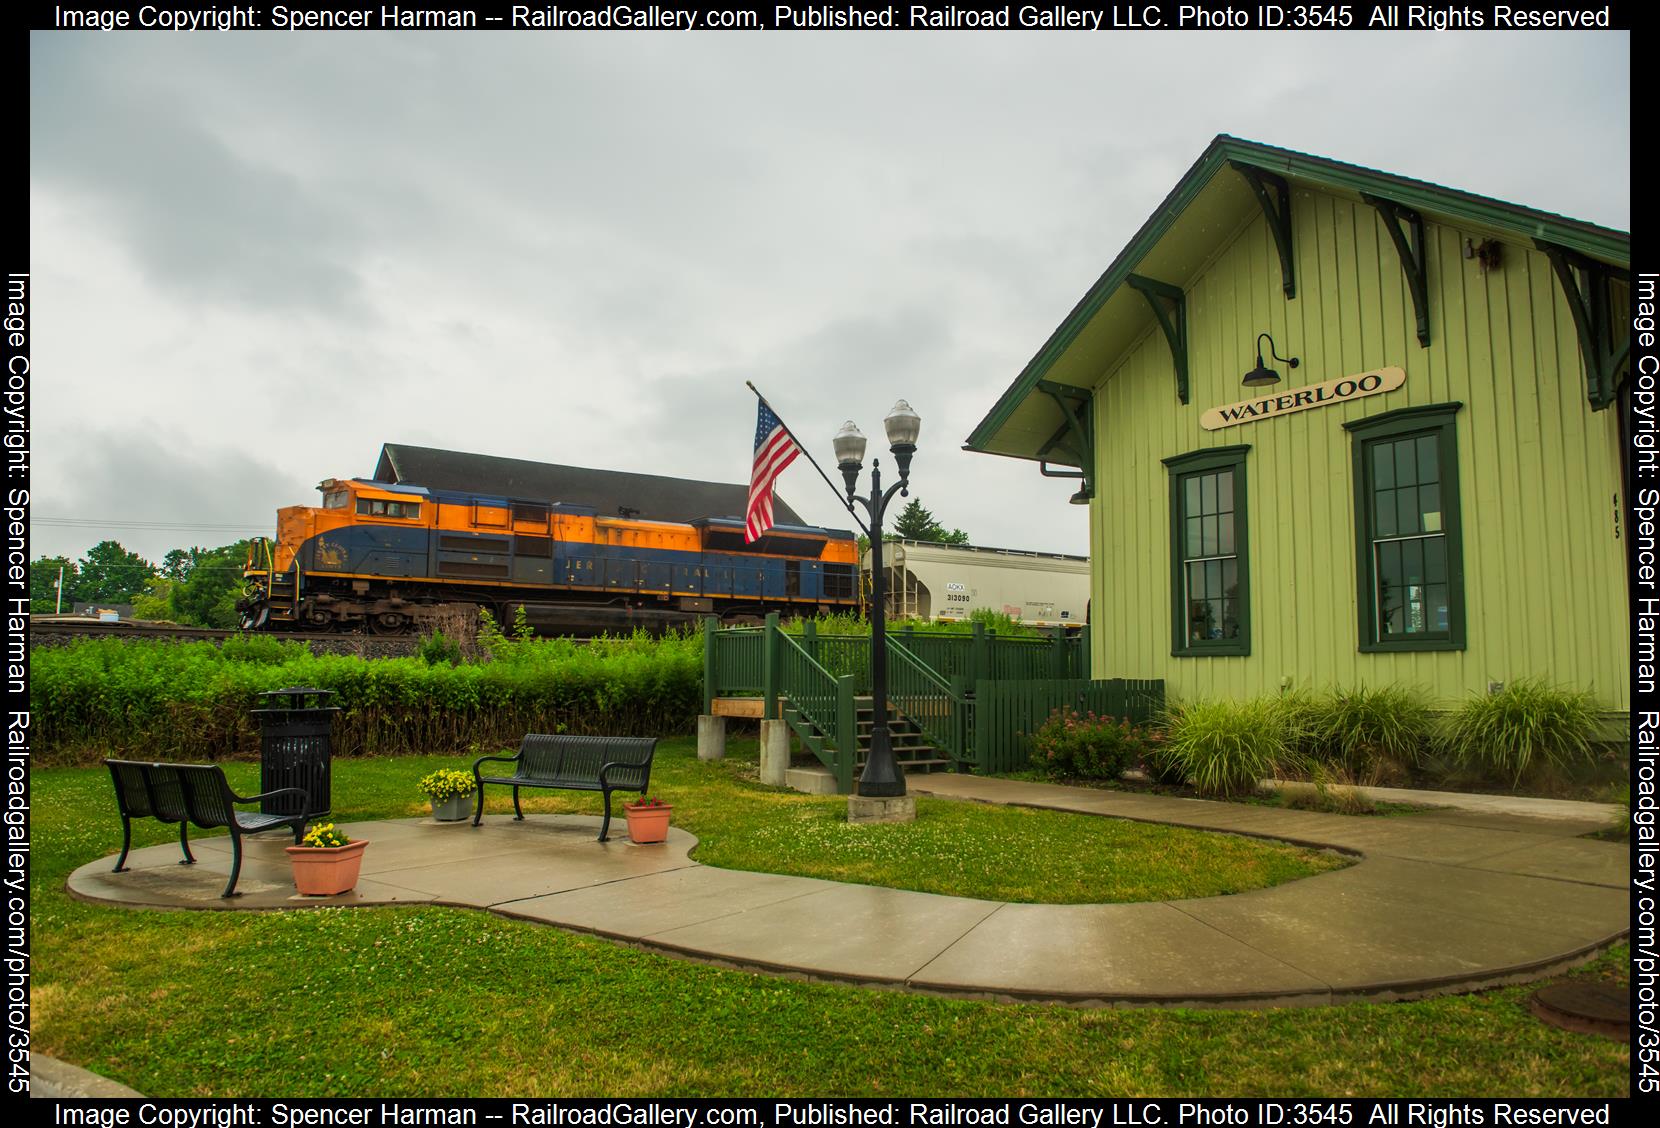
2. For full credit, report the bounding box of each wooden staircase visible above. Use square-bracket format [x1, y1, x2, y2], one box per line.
[781, 694, 951, 778]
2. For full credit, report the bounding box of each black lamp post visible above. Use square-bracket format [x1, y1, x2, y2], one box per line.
[834, 399, 921, 799]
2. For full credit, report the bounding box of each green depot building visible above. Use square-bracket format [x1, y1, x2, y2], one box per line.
[967, 135, 1632, 715]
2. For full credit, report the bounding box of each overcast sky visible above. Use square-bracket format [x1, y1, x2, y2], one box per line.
[29, 29, 1629, 565]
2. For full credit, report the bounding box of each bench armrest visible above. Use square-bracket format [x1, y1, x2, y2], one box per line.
[598, 756, 653, 788]
[229, 786, 312, 815]
[472, 750, 523, 778]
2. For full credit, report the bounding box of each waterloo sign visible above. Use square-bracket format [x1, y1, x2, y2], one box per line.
[1200, 367, 1406, 431]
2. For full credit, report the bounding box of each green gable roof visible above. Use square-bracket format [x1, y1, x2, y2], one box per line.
[965, 134, 1630, 461]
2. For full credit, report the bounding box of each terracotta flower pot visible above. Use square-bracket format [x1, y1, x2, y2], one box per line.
[624, 803, 672, 844]
[429, 794, 473, 822]
[286, 839, 368, 895]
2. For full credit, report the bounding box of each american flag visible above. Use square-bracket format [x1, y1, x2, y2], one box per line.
[746, 400, 801, 542]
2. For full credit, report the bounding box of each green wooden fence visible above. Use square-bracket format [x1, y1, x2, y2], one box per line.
[703, 617, 1153, 790]
[969, 678, 1166, 774]
[887, 638, 971, 763]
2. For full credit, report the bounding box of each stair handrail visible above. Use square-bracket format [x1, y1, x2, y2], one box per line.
[774, 629, 851, 770]
[887, 636, 973, 765]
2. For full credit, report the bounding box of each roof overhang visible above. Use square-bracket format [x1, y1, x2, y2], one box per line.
[965, 134, 1631, 461]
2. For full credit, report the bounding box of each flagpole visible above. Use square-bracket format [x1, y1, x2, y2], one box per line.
[746, 381, 870, 536]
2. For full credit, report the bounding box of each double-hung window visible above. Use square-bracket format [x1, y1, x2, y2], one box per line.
[1344, 403, 1465, 651]
[1163, 445, 1250, 656]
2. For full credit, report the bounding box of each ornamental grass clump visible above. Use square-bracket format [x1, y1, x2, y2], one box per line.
[1159, 698, 1300, 798]
[1438, 678, 1602, 786]
[1313, 684, 1435, 783]
[1027, 708, 1161, 781]
[416, 768, 475, 802]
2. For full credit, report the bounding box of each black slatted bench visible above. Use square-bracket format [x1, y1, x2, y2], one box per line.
[104, 759, 313, 898]
[471, 734, 657, 842]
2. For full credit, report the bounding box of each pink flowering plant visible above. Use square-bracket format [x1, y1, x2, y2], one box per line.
[1027, 707, 1163, 781]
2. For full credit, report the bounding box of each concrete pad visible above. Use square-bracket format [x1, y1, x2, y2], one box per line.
[1459, 837, 1632, 888]
[1405, 808, 1614, 837]
[911, 901, 1330, 1004]
[372, 840, 696, 903]
[1304, 855, 1627, 940]
[30, 1055, 144, 1098]
[67, 846, 438, 911]
[645, 882, 1002, 983]
[1171, 879, 1610, 996]
[504, 865, 827, 937]
[1300, 820, 1566, 865]
[785, 765, 840, 795]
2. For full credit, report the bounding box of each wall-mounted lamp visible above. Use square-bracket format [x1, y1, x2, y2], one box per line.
[1463, 238, 1502, 273]
[1242, 332, 1299, 388]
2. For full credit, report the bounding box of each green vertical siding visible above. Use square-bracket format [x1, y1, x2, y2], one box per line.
[1088, 189, 1628, 709]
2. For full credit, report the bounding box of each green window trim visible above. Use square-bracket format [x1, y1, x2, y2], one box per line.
[1163, 445, 1251, 657]
[1344, 403, 1465, 653]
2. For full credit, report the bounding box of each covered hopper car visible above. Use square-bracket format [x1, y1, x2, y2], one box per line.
[871, 539, 1089, 629]
[238, 473, 861, 634]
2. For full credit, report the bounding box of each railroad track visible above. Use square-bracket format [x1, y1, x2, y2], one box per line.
[31, 619, 349, 644]
[28, 618, 605, 650]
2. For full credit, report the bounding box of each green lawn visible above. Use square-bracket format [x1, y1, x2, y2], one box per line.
[31, 737, 1629, 1097]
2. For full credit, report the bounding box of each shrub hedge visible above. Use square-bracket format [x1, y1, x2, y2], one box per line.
[31, 632, 702, 766]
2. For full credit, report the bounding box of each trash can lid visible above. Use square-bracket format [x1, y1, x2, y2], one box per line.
[252, 687, 339, 711]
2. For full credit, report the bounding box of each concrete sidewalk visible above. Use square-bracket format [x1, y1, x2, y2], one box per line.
[1262, 778, 1624, 825]
[67, 779, 1628, 1009]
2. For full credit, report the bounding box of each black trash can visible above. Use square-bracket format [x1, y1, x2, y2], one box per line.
[253, 687, 339, 817]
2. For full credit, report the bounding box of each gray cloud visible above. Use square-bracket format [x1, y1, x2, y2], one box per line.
[27, 30, 1629, 564]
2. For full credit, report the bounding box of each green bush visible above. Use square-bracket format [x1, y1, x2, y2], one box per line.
[1158, 698, 1299, 798]
[418, 630, 463, 667]
[1438, 678, 1602, 786]
[1312, 684, 1435, 783]
[1027, 708, 1161, 780]
[30, 631, 704, 765]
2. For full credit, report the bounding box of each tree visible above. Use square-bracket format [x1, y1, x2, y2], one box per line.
[891, 499, 970, 545]
[29, 556, 80, 614]
[166, 541, 252, 629]
[160, 548, 207, 582]
[130, 577, 177, 622]
[75, 541, 156, 605]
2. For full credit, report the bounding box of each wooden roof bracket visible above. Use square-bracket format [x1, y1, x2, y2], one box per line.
[1037, 381, 1094, 501]
[1125, 274, 1189, 404]
[1231, 161, 1295, 299]
[1362, 193, 1431, 347]
[1535, 240, 1631, 412]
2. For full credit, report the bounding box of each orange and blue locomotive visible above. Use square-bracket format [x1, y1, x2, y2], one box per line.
[238, 446, 860, 634]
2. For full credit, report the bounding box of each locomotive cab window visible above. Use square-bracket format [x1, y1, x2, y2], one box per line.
[358, 499, 421, 519]
[322, 490, 349, 509]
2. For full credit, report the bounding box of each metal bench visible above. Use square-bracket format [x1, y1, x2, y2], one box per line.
[471, 734, 657, 842]
[104, 759, 313, 898]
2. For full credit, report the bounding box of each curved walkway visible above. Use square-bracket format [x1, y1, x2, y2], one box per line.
[67, 778, 1629, 1008]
